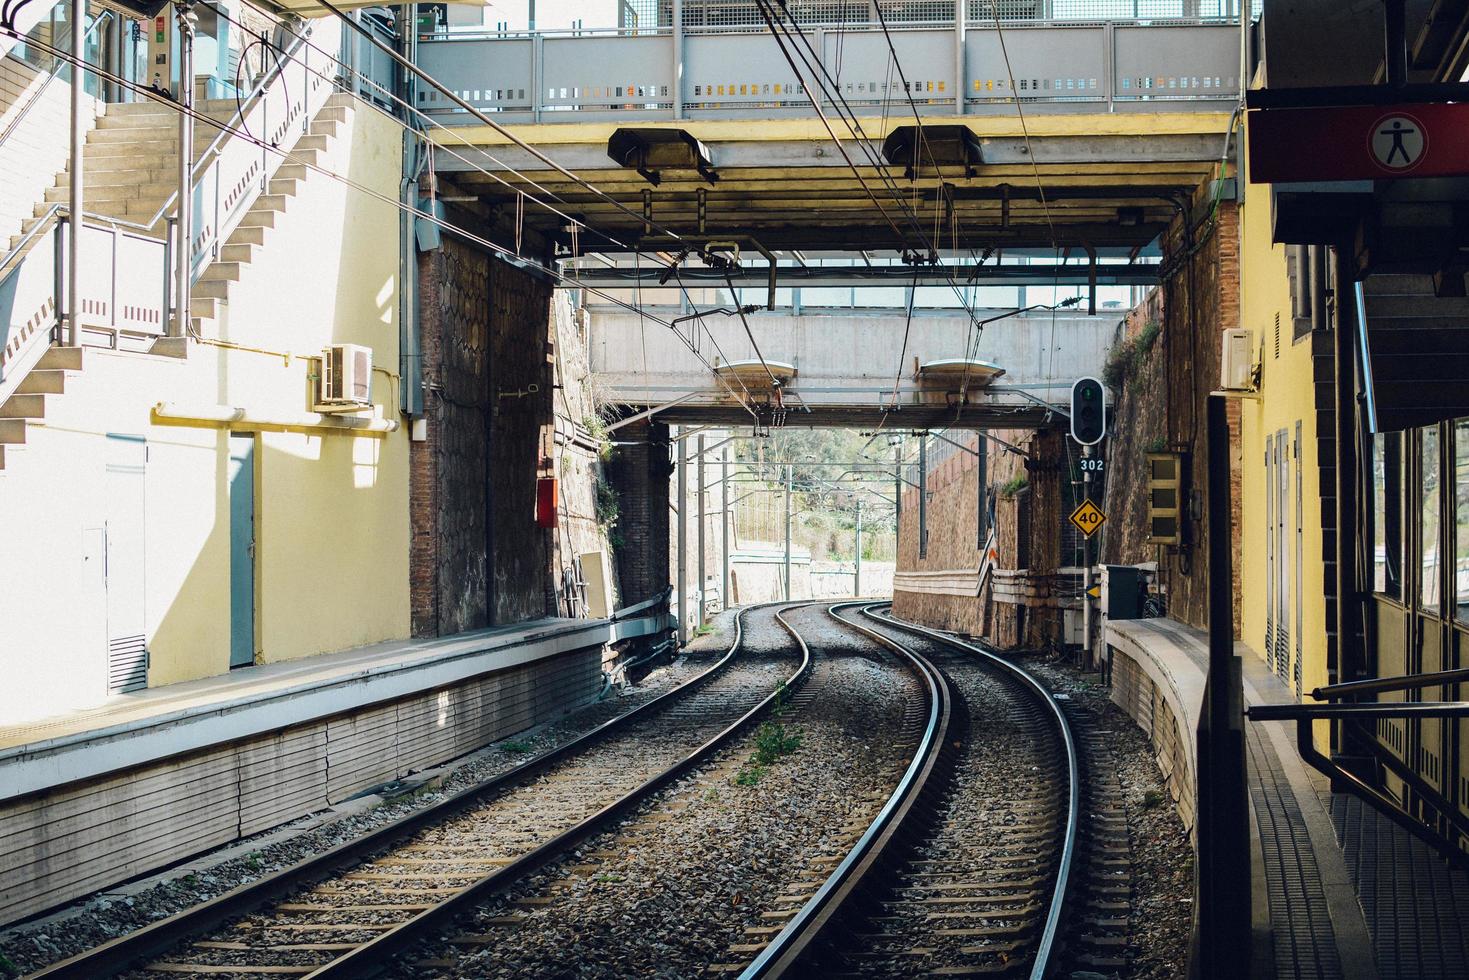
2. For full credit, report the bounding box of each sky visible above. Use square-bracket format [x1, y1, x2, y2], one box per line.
[477, 0, 622, 30]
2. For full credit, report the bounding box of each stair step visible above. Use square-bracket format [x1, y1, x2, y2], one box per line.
[1365, 294, 1469, 317]
[239, 209, 277, 231]
[312, 120, 341, 139]
[316, 106, 350, 124]
[0, 443, 7, 470]
[0, 393, 47, 419]
[17, 370, 64, 395]
[253, 194, 289, 213]
[275, 163, 310, 181]
[229, 225, 267, 247]
[199, 261, 243, 283]
[191, 296, 223, 319]
[268, 177, 301, 198]
[194, 279, 231, 300]
[220, 243, 256, 263]
[0, 419, 24, 444]
[294, 134, 331, 152]
[37, 346, 83, 371]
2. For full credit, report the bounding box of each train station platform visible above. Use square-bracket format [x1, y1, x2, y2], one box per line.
[0, 608, 670, 927]
[1106, 617, 1469, 980]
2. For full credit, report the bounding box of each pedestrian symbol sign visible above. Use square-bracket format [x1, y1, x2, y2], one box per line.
[1069, 500, 1106, 538]
[1369, 113, 1426, 173]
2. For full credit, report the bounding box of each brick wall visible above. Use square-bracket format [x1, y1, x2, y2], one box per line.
[605, 419, 672, 606]
[1103, 194, 1243, 636]
[410, 243, 558, 635]
[891, 427, 1075, 649]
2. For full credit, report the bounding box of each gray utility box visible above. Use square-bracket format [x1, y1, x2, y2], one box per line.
[1100, 565, 1142, 620]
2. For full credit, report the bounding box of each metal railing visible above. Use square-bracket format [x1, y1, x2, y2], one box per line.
[417, 15, 1240, 123]
[0, 10, 112, 152]
[0, 22, 344, 406]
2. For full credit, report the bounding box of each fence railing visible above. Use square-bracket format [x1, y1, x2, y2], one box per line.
[417, 17, 1239, 123]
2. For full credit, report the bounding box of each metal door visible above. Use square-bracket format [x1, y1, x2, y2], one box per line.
[229, 434, 256, 668]
[104, 435, 147, 694]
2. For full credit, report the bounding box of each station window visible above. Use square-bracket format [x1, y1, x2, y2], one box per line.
[1372, 431, 1402, 598]
[1420, 426, 1442, 614]
[1456, 419, 1469, 620]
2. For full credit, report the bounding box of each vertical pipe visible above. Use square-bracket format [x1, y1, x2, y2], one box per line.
[953, 0, 965, 116]
[721, 445, 731, 610]
[784, 463, 792, 601]
[697, 433, 706, 627]
[67, 0, 85, 347]
[172, 4, 194, 339]
[676, 426, 688, 644]
[854, 498, 863, 597]
[672, 0, 683, 119]
[918, 433, 928, 559]
[894, 445, 902, 524]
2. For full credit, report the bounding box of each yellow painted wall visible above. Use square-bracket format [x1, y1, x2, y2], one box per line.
[0, 99, 409, 723]
[1236, 137, 1330, 702]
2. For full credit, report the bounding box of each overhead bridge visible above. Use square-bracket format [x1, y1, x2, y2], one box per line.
[416, 14, 1240, 256]
[587, 308, 1116, 428]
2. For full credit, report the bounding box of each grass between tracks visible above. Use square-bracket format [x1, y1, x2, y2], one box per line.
[734, 682, 802, 787]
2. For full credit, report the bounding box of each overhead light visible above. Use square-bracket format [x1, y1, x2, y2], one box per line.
[882, 125, 982, 179]
[607, 129, 718, 186]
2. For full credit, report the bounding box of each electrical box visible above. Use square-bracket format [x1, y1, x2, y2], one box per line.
[1100, 565, 1142, 620]
[536, 477, 559, 528]
[580, 551, 613, 619]
[1220, 328, 1253, 390]
[316, 344, 373, 411]
[1146, 452, 1183, 545]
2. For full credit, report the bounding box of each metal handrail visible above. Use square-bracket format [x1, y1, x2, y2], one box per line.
[0, 11, 112, 151]
[135, 23, 321, 236]
[1308, 667, 1469, 702]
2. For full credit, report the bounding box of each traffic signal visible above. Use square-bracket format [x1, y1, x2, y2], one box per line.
[1070, 377, 1106, 445]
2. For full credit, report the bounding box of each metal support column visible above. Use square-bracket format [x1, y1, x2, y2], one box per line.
[854, 498, 863, 597]
[721, 445, 731, 609]
[697, 433, 706, 626]
[783, 463, 792, 601]
[1383, 0, 1407, 87]
[1192, 393, 1251, 978]
[66, 0, 86, 347]
[894, 445, 902, 524]
[918, 433, 928, 559]
[171, 2, 195, 339]
[976, 435, 988, 546]
[1081, 444, 1093, 664]
[672, 0, 683, 119]
[1334, 250, 1364, 685]
[676, 426, 688, 644]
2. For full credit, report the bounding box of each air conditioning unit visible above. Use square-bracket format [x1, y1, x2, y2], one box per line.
[1220, 328, 1253, 390]
[317, 344, 373, 411]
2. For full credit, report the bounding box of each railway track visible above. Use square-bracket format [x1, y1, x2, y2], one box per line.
[29, 603, 810, 980]
[740, 604, 1080, 980]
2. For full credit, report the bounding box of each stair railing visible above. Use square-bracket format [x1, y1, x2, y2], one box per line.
[0, 10, 112, 152]
[0, 19, 344, 406]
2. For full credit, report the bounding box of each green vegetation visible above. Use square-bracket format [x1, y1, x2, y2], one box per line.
[500, 739, 533, 754]
[1103, 319, 1162, 391]
[734, 765, 766, 786]
[0, 951, 17, 977]
[1145, 435, 1168, 454]
[594, 476, 623, 551]
[999, 475, 1029, 499]
[734, 681, 802, 787]
[582, 414, 614, 460]
[693, 624, 714, 637]
[1143, 789, 1165, 809]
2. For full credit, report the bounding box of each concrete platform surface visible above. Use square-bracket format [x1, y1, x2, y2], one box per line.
[0, 614, 660, 802]
[1107, 616, 1469, 980]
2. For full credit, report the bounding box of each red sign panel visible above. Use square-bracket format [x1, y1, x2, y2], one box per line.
[1247, 103, 1469, 183]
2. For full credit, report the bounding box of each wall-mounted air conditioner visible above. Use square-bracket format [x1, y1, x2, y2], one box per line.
[1220, 328, 1254, 390]
[317, 344, 373, 411]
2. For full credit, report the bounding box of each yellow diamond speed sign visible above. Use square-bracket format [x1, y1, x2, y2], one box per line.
[1069, 500, 1106, 538]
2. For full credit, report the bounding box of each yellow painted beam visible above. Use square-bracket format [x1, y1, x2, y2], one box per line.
[436, 111, 1234, 148]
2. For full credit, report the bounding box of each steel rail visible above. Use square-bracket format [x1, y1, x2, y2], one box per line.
[867, 607, 1080, 979]
[738, 600, 954, 978]
[27, 601, 808, 980]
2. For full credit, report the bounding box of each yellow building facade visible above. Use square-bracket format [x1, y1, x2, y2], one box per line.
[0, 103, 409, 724]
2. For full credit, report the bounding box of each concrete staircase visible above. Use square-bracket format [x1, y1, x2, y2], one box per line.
[188, 92, 353, 334]
[0, 93, 356, 472]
